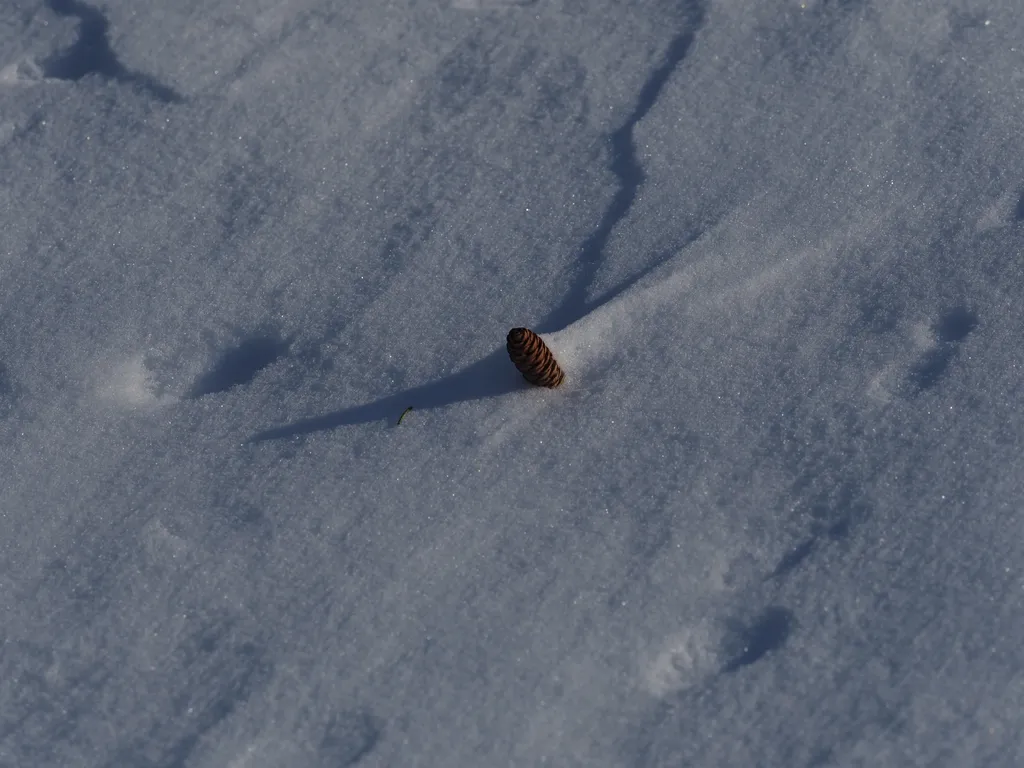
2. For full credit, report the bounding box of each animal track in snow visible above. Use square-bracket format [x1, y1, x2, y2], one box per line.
[866, 306, 979, 403]
[769, 482, 872, 581]
[642, 620, 724, 697]
[643, 605, 796, 696]
[190, 334, 291, 399]
[769, 537, 817, 580]
[909, 307, 977, 391]
[721, 606, 795, 673]
[320, 711, 383, 766]
[42, 0, 182, 102]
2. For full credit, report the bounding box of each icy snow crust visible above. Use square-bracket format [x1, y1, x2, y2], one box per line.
[2, 0, 1023, 765]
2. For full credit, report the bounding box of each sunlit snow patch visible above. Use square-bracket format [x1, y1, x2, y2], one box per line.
[98, 356, 176, 408]
[0, 58, 47, 87]
[642, 620, 723, 697]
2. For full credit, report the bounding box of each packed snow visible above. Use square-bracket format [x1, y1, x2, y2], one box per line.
[2, 0, 1023, 765]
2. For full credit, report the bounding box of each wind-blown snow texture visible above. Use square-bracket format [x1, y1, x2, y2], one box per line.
[2, 0, 1023, 765]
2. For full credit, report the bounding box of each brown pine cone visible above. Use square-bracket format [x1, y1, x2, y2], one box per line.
[506, 327, 565, 388]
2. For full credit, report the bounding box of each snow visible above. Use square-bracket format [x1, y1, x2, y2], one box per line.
[2, 0, 1023, 765]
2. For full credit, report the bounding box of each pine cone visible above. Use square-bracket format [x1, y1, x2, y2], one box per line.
[506, 327, 565, 388]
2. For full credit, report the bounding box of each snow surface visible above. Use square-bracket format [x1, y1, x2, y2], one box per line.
[2, 0, 1024, 765]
